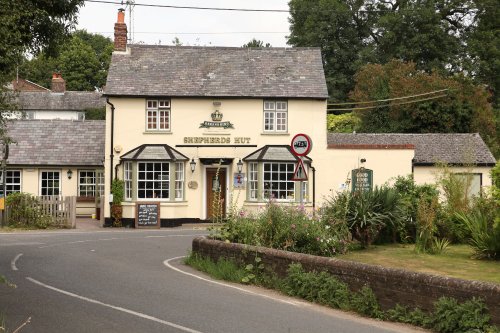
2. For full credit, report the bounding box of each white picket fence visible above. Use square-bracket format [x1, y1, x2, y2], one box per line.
[4, 195, 77, 228]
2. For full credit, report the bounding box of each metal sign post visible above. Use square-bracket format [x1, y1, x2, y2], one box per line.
[290, 134, 312, 205]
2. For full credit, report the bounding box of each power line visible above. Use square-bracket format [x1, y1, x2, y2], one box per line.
[90, 31, 288, 35]
[83, 0, 487, 13]
[327, 89, 448, 106]
[327, 94, 448, 113]
[84, 0, 289, 12]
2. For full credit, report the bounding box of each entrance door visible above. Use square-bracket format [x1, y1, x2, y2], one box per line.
[206, 168, 226, 221]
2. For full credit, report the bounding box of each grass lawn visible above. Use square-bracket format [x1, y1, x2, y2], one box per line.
[340, 244, 500, 284]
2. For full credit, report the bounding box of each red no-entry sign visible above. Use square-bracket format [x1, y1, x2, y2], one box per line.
[291, 133, 312, 157]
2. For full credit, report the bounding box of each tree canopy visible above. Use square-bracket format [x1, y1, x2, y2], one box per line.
[0, 0, 83, 139]
[288, 0, 499, 105]
[242, 39, 272, 48]
[19, 30, 113, 91]
[349, 60, 498, 156]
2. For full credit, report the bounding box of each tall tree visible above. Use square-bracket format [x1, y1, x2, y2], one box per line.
[0, 0, 83, 138]
[19, 30, 113, 91]
[288, 0, 493, 102]
[350, 60, 498, 156]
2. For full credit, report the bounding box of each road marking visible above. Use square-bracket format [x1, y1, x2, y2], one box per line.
[163, 256, 305, 307]
[38, 234, 207, 248]
[26, 277, 204, 333]
[11, 253, 23, 271]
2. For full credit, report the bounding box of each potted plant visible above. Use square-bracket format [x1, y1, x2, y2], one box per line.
[111, 179, 125, 227]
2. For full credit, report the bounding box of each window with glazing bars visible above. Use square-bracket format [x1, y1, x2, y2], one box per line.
[263, 101, 287, 132]
[137, 162, 169, 199]
[146, 99, 171, 131]
[263, 163, 294, 200]
[0, 170, 21, 196]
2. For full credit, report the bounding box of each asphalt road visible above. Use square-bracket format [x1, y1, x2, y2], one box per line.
[0, 228, 425, 333]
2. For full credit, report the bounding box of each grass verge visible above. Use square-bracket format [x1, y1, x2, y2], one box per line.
[340, 244, 500, 284]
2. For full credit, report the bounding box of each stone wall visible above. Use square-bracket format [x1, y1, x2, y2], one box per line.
[192, 237, 500, 325]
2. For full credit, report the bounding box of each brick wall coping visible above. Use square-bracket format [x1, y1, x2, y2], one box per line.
[328, 144, 415, 149]
[192, 237, 500, 324]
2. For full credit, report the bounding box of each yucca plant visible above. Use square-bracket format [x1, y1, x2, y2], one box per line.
[456, 210, 500, 260]
[346, 186, 403, 248]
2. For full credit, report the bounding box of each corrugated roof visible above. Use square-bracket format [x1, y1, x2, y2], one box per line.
[105, 45, 328, 99]
[6, 120, 105, 166]
[121, 144, 188, 161]
[327, 133, 496, 165]
[16, 91, 105, 111]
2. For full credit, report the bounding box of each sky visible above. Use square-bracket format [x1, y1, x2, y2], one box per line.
[77, 0, 291, 47]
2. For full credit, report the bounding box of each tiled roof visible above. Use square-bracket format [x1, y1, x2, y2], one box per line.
[105, 45, 328, 99]
[244, 145, 312, 163]
[6, 120, 105, 166]
[16, 91, 105, 111]
[121, 144, 188, 161]
[327, 133, 496, 165]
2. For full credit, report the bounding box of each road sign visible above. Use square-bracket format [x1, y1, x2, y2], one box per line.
[291, 133, 313, 156]
[292, 159, 308, 181]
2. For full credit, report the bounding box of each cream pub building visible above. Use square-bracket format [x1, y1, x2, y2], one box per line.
[103, 10, 495, 226]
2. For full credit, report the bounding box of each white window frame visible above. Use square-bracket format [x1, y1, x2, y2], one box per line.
[174, 162, 184, 201]
[263, 162, 295, 201]
[248, 162, 258, 200]
[78, 170, 96, 197]
[137, 162, 170, 200]
[146, 99, 171, 131]
[124, 162, 133, 200]
[96, 170, 105, 197]
[263, 100, 288, 133]
[0, 170, 21, 196]
[40, 170, 61, 196]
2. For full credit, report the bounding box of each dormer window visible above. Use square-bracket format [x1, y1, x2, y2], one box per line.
[263, 100, 287, 133]
[146, 99, 171, 131]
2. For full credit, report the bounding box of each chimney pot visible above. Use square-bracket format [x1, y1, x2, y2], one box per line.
[117, 8, 125, 23]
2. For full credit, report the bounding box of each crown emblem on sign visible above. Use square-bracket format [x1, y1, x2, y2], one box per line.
[211, 110, 223, 122]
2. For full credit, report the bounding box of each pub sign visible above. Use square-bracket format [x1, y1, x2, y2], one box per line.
[351, 168, 373, 192]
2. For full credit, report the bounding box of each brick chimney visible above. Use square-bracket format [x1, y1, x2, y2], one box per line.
[114, 8, 127, 51]
[51, 73, 66, 93]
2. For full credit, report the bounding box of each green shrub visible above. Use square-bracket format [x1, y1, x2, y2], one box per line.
[111, 179, 125, 204]
[217, 201, 351, 257]
[346, 186, 404, 248]
[327, 113, 361, 133]
[389, 175, 439, 243]
[415, 196, 450, 254]
[350, 286, 382, 318]
[431, 297, 491, 333]
[456, 209, 500, 260]
[385, 304, 431, 327]
[283, 263, 351, 309]
[5, 192, 55, 229]
[184, 253, 247, 283]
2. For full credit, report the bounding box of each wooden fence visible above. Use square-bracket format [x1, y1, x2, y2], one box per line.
[3, 195, 77, 228]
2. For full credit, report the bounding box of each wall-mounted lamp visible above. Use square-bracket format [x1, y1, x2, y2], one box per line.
[190, 158, 196, 173]
[236, 159, 243, 173]
[360, 158, 366, 163]
[67, 169, 73, 179]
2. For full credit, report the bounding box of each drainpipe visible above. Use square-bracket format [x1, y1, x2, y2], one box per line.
[106, 98, 115, 227]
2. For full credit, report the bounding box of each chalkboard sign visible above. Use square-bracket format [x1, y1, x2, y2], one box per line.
[135, 202, 160, 228]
